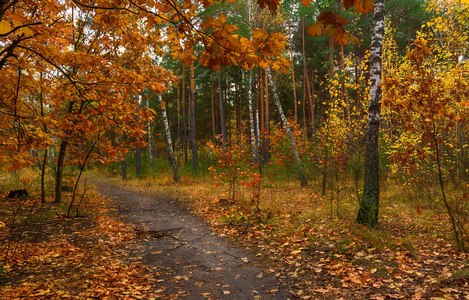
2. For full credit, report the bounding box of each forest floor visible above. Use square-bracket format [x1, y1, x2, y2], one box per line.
[1, 172, 469, 299]
[91, 178, 291, 299]
[0, 177, 290, 299]
[87, 172, 469, 299]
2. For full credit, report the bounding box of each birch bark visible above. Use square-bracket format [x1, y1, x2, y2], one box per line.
[356, 0, 386, 227]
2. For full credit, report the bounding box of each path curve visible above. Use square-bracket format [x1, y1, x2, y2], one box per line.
[91, 179, 292, 299]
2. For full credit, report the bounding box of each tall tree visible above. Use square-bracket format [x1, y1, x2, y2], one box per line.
[145, 95, 153, 164]
[189, 65, 198, 172]
[181, 65, 189, 163]
[356, 0, 386, 227]
[135, 95, 142, 176]
[218, 70, 227, 151]
[268, 69, 308, 187]
[248, 68, 258, 162]
[288, 20, 298, 126]
[160, 97, 180, 182]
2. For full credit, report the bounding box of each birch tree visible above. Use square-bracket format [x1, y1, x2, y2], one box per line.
[356, 0, 386, 227]
[160, 97, 180, 182]
[268, 69, 308, 187]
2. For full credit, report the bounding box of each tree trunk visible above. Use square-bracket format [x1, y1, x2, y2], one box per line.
[55, 102, 74, 203]
[145, 94, 153, 164]
[160, 97, 180, 182]
[135, 95, 141, 176]
[301, 16, 308, 133]
[356, 0, 385, 227]
[39, 80, 47, 204]
[121, 158, 127, 180]
[305, 66, 314, 134]
[119, 132, 126, 180]
[247, 2, 257, 162]
[211, 72, 216, 143]
[309, 66, 318, 165]
[268, 69, 307, 187]
[218, 70, 227, 151]
[135, 143, 141, 175]
[41, 148, 47, 203]
[340, 44, 352, 132]
[55, 139, 68, 203]
[264, 70, 270, 163]
[259, 69, 265, 163]
[189, 65, 198, 172]
[292, 20, 298, 125]
[177, 80, 181, 163]
[236, 100, 241, 146]
[182, 64, 188, 163]
[248, 69, 257, 162]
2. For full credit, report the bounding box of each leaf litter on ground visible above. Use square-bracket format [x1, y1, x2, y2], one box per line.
[106, 173, 469, 299]
[3, 172, 469, 299]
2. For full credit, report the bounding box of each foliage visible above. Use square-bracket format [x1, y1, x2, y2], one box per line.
[208, 139, 259, 204]
[382, 0, 469, 248]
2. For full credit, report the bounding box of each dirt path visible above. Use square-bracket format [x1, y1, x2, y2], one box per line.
[91, 179, 292, 299]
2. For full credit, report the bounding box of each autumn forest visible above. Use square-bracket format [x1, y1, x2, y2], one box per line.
[1, 0, 469, 298]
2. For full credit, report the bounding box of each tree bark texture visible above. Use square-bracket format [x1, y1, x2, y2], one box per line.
[288, 21, 297, 124]
[161, 97, 180, 182]
[189, 66, 198, 172]
[356, 0, 385, 227]
[146, 95, 153, 164]
[55, 102, 74, 203]
[218, 70, 227, 151]
[182, 64, 188, 163]
[211, 73, 216, 143]
[248, 69, 257, 162]
[135, 95, 141, 176]
[41, 148, 47, 203]
[55, 139, 68, 203]
[264, 70, 270, 163]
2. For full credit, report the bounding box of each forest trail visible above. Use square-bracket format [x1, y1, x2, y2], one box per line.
[91, 179, 291, 299]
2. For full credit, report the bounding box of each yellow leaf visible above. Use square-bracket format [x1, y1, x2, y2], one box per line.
[0, 20, 12, 35]
[18, 27, 34, 37]
[229, 56, 238, 66]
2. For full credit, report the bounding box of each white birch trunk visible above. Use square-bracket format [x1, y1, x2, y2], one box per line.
[357, 0, 385, 227]
[160, 96, 180, 182]
[268, 69, 307, 187]
[248, 69, 257, 162]
[247, 1, 257, 163]
[155, 57, 179, 181]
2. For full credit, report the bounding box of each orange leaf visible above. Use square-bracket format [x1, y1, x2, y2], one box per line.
[306, 23, 323, 36]
[344, 0, 374, 14]
[299, 0, 314, 6]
